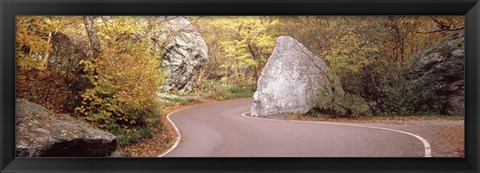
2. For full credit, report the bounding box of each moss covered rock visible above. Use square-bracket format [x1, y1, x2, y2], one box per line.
[406, 30, 464, 115]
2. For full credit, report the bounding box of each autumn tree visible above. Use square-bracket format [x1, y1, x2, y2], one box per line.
[16, 16, 56, 69]
[83, 16, 102, 58]
[77, 17, 156, 131]
[195, 16, 278, 88]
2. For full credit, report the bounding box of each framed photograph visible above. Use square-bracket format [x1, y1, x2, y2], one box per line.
[1, 0, 479, 172]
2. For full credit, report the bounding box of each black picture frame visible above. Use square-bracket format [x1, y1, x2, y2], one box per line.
[1, 0, 479, 172]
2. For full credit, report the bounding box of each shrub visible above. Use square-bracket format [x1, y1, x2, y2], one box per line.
[378, 77, 443, 116]
[200, 79, 221, 93]
[76, 38, 165, 143]
[336, 94, 371, 116]
[337, 60, 445, 116]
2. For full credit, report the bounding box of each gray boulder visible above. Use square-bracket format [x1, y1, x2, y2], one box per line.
[406, 30, 464, 115]
[250, 36, 345, 117]
[156, 17, 208, 94]
[16, 98, 118, 157]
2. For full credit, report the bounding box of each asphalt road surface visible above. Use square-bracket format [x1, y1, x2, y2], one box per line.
[162, 98, 428, 157]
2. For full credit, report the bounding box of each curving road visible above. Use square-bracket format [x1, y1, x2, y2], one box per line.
[161, 98, 429, 157]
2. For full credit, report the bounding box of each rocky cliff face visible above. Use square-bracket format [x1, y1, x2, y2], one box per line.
[250, 36, 344, 117]
[406, 30, 464, 115]
[16, 98, 118, 157]
[156, 17, 209, 94]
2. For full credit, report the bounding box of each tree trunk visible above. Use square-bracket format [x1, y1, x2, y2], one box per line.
[44, 32, 53, 69]
[83, 16, 102, 58]
[246, 41, 260, 82]
[194, 66, 205, 91]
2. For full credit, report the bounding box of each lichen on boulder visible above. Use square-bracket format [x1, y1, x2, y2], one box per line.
[250, 36, 345, 117]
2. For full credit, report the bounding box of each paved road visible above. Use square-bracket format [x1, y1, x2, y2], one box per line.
[163, 98, 427, 157]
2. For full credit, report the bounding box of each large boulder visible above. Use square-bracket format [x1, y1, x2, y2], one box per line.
[46, 31, 87, 73]
[406, 30, 464, 115]
[250, 36, 345, 117]
[156, 16, 209, 94]
[16, 98, 118, 157]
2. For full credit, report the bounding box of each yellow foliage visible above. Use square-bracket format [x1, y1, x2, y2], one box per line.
[16, 17, 51, 69]
[196, 16, 278, 85]
[16, 16, 86, 70]
[76, 18, 165, 130]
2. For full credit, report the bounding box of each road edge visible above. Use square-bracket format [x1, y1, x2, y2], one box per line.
[241, 112, 432, 157]
[157, 108, 184, 157]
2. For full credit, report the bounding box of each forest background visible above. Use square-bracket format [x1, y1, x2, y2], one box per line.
[16, 16, 464, 149]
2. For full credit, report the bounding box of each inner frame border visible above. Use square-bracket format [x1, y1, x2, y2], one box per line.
[1, 0, 479, 172]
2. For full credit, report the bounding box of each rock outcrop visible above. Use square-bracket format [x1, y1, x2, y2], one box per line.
[46, 31, 87, 73]
[157, 16, 209, 94]
[250, 36, 344, 117]
[16, 98, 118, 157]
[406, 30, 464, 115]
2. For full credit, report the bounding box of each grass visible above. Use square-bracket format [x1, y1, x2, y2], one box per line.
[112, 126, 155, 146]
[172, 97, 195, 105]
[217, 84, 254, 100]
